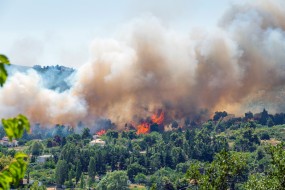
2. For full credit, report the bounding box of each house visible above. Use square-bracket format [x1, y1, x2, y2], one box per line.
[0, 137, 18, 147]
[89, 139, 106, 147]
[21, 179, 42, 186]
[37, 155, 53, 163]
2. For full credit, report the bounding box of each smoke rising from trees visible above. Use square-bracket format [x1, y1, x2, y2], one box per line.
[1, 0, 285, 127]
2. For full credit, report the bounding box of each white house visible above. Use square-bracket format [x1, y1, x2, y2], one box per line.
[0, 137, 18, 147]
[37, 155, 53, 163]
[89, 139, 106, 147]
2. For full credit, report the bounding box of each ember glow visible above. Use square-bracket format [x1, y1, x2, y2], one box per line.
[96, 129, 106, 136]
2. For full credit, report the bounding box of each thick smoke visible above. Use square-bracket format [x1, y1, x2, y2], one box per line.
[1, 0, 285, 127]
[0, 70, 87, 125]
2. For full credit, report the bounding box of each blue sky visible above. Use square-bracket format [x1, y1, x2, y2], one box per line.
[0, 0, 244, 67]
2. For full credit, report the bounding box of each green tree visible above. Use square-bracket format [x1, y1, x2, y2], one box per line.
[185, 162, 201, 189]
[259, 109, 269, 125]
[75, 160, 82, 184]
[46, 139, 53, 148]
[234, 127, 260, 152]
[259, 131, 270, 140]
[60, 143, 78, 164]
[186, 150, 248, 190]
[88, 157, 96, 181]
[2, 114, 30, 141]
[193, 129, 215, 161]
[127, 163, 146, 182]
[266, 117, 274, 127]
[266, 143, 285, 188]
[66, 170, 75, 188]
[171, 147, 187, 165]
[55, 160, 68, 185]
[161, 177, 175, 190]
[134, 173, 147, 184]
[31, 141, 44, 156]
[96, 170, 129, 190]
[0, 54, 10, 86]
[106, 130, 119, 139]
[0, 152, 28, 189]
[0, 155, 12, 171]
[0, 126, 5, 139]
[165, 148, 174, 169]
[80, 175, 85, 189]
[30, 181, 47, 190]
[213, 111, 227, 121]
[244, 143, 285, 189]
[81, 128, 92, 139]
[243, 174, 278, 190]
[245, 111, 254, 120]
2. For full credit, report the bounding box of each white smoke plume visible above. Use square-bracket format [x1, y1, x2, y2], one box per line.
[1, 0, 285, 127]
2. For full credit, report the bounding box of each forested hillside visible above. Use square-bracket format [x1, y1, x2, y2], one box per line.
[1, 109, 284, 190]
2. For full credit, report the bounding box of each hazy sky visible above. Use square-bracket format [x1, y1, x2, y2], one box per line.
[0, 0, 245, 67]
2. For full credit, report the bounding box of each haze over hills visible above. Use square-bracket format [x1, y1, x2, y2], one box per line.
[6, 64, 74, 92]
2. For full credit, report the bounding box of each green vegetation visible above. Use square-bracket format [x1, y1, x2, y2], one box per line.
[0, 54, 10, 86]
[2, 115, 30, 141]
[0, 109, 282, 189]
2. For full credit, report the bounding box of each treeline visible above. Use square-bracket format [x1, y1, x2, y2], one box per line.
[25, 118, 285, 189]
[1, 109, 285, 189]
[212, 108, 285, 127]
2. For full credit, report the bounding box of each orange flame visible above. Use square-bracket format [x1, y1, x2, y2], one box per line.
[135, 111, 164, 135]
[136, 122, 150, 135]
[151, 112, 164, 125]
[96, 129, 106, 136]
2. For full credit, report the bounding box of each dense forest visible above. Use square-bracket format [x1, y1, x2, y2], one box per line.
[1, 109, 285, 190]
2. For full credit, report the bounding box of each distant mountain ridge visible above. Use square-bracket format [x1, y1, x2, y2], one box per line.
[6, 64, 75, 92]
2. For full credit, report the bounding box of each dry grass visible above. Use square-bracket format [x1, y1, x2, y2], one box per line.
[129, 184, 147, 190]
[8, 145, 28, 151]
[261, 138, 281, 146]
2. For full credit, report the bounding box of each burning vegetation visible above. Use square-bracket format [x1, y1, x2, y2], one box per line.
[136, 111, 165, 135]
[136, 122, 150, 135]
[96, 129, 107, 136]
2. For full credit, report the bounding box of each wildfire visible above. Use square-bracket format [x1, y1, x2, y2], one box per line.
[136, 122, 150, 135]
[96, 129, 106, 136]
[151, 111, 164, 124]
[136, 111, 164, 135]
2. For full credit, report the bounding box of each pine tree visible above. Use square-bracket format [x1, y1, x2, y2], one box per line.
[88, 157, 96, 181]
[68, 170, 74, 188]
[75, 160, 82, 184]
[80, 175, 85, 189]
[55, 160, 68, 185]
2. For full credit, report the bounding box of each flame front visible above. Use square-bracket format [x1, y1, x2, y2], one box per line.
[151, 112, 164, 124]
[136, 111, 165, 135]
[96, 129, 106, 136]
[136, 122, 150, 135]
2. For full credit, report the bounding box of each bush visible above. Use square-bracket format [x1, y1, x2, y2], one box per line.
[259, 131, 270, 140]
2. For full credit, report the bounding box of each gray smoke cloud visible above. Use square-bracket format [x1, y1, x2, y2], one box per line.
[1, 0, 285, 127]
